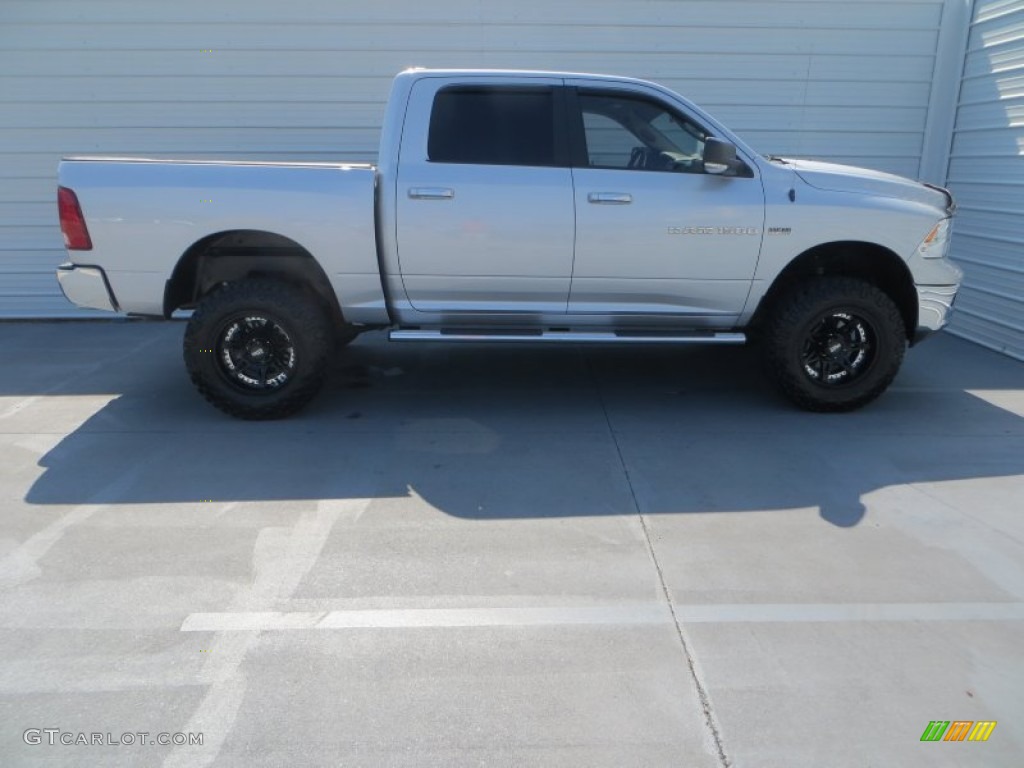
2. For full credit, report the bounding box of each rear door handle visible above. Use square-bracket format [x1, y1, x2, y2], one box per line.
[408, 187, 455, 200]
[588, 192, 632, 205]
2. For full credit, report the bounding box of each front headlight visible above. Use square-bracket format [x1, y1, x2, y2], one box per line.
[916, 217, 952, 259]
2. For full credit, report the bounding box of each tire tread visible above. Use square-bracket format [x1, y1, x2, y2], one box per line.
[763, 276, 906, 412]
[183, 279, 332, 419]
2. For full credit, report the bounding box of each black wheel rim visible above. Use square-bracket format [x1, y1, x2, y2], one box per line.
[215, 314, 297, 392]
[799, 311, 876, 387]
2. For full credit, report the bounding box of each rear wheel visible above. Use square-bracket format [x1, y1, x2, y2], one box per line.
[183, 279, 332, 419]
[763, 276, 906, 412]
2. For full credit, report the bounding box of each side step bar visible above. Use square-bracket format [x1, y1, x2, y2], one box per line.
[388, 329, 746, 344]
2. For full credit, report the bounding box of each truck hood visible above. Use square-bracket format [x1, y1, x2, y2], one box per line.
[780, 158, 952, 212]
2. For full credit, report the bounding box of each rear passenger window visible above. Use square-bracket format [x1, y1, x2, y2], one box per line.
[428, 87, 557, 167]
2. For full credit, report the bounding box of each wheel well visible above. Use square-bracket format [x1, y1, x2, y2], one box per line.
[163, 229, 345, 327]
[752, 241, 917, 339]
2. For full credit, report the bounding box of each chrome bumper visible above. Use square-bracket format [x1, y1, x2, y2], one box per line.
[56, 263, 119, 312]
[913, 284, 958, 344]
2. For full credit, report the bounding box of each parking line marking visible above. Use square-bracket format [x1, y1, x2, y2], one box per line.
[180, 602, 1024, 631]
[0, 444, 174, 589]
[181, 605, 671, 631]
[676, 602, 1024, 623]
[164, 497, 371, 768]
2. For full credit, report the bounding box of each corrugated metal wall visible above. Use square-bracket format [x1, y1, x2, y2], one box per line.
[946, 0, 1024, 359]
[2, 0, 947, 317]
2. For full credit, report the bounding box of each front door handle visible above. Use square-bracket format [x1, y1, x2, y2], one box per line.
[408, 187, 455, 200]
[588, 192, 632, 205]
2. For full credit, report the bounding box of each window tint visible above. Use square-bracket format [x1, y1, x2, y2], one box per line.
[581, 111, 640, 168]
[578, 92, 709, 173]
[428, 87, 557, 167]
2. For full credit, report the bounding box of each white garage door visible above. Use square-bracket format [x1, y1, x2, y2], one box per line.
[1, 0, 947, 317]
[946, 0, 1024, 360]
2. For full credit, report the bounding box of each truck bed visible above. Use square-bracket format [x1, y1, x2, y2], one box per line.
[57, 157, 384, 319]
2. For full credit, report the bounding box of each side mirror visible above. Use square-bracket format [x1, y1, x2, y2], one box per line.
[703, 137, 737, 175]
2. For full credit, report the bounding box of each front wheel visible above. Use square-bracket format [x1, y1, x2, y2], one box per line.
[762, 277, 906, 412]
[183, 279, 333, 419]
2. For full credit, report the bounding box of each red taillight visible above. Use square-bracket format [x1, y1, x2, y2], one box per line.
[57, 186, 92, 250]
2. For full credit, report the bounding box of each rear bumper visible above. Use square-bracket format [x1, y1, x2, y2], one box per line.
[912, 284, 958, 344]
[56, 263, 119, 312]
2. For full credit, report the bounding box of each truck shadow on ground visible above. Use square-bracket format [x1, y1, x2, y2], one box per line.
[13, 324, 1024, 528]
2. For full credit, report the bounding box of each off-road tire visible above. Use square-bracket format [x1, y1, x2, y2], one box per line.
[763, 276, 906, 412]
[183, 279, 333, 419]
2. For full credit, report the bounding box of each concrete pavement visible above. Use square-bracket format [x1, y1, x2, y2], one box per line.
[0, 320, 1022, 766]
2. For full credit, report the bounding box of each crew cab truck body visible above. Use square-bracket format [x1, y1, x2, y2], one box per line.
[56, 69, 961, 418]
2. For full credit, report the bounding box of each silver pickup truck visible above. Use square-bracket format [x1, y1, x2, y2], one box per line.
[56, 68, 961, 419]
